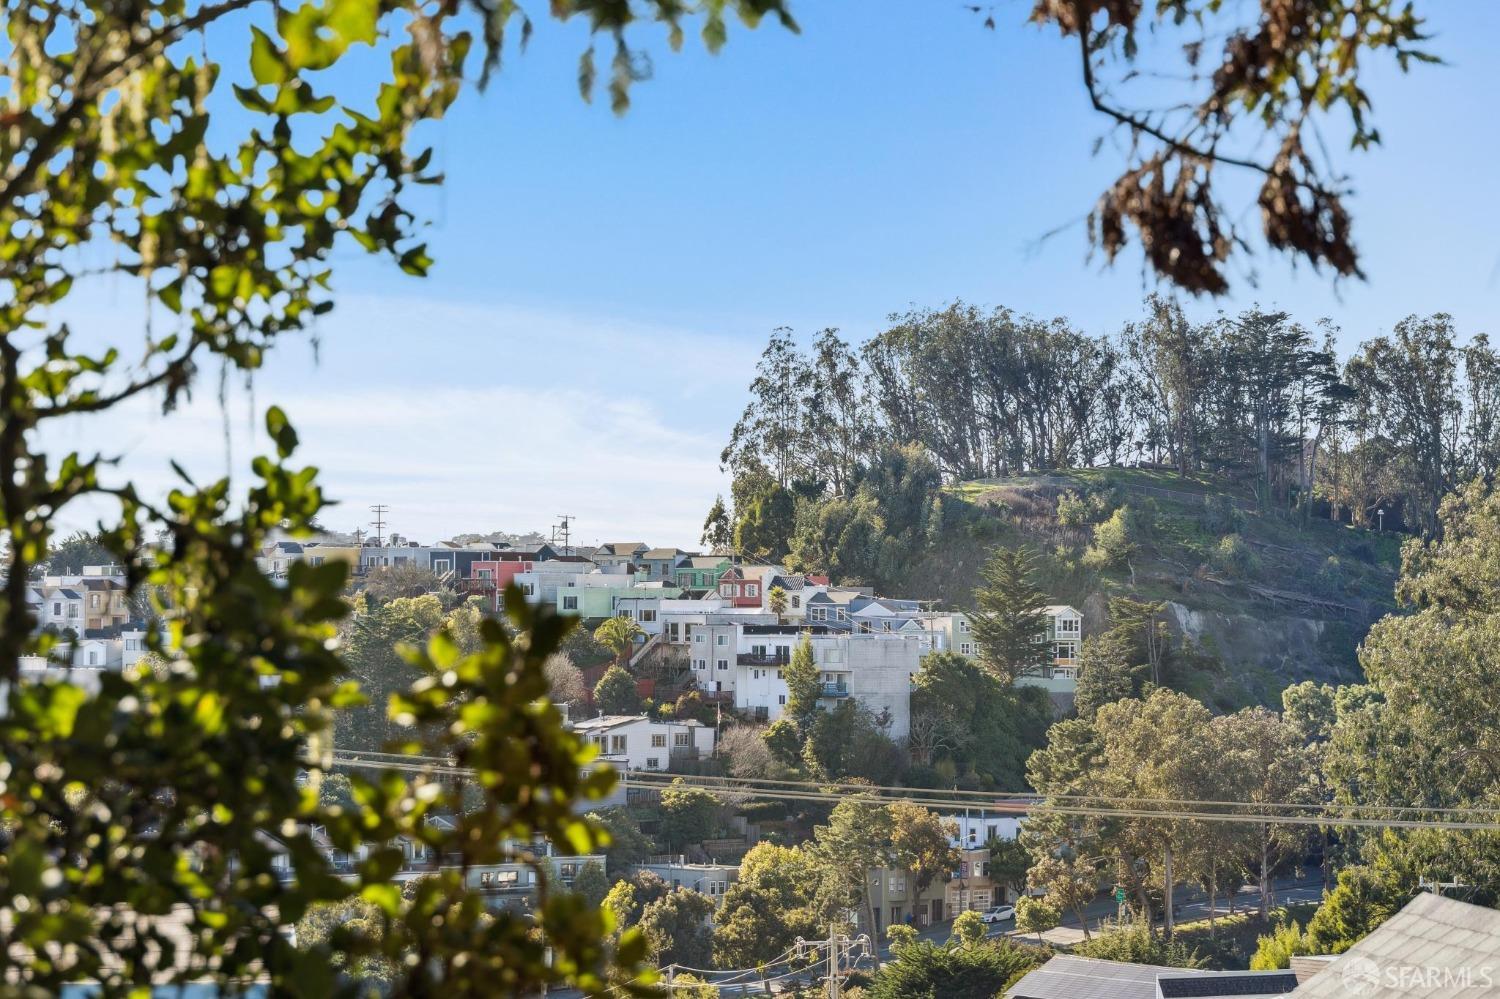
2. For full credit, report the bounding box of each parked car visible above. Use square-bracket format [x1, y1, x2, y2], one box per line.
[980, 904, 1015, 924]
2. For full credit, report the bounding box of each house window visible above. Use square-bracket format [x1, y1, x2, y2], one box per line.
[836, 608, 848, 621]
[810, 607, 826, 621]
[775, 670, 782, 679]
[777, 694, 786, 705]
[695, 634, 704, 644]
[646, 757, 660, 770]
[888, 875, 905, 893]
[674, 732, 690, 747]
[717, 659, 728, 671]
[640, 609, 657, 623]
[52, 602, 61, 616]
[960, 642, 975, 656]
[716, 635, 727, 647]
[522, 583, 535, 596]
[609, 735, 627, 754]
[87, 650, 99, 666]
[562, 595, 579, 611]
[89, 594, 100, 609]
[791, 595, 800, 608]
[651, 734, 667, 748]
[746, 584, 758, 597]
[958, 619, 969, 632]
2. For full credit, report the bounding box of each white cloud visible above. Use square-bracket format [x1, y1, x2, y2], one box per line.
[37, 291, 752, 547]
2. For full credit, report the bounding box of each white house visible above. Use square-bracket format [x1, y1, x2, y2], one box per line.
[570, 715, 717, 772]
[694, 624, 920, 741]
[943, 811, 1024, 849]
[632, 859, 739, 907]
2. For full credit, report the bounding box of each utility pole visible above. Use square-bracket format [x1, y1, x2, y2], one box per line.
[554, 514, 574, 554]
[369, 505, 389, 546]
[795, 926, 870, 999]
[828, 923, 840, 999]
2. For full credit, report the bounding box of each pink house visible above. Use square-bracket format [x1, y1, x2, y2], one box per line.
[461, 560, 533, 609]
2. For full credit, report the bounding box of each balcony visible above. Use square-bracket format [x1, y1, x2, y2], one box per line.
[818, 683, 849, 698]
[737, 652, 790, 667]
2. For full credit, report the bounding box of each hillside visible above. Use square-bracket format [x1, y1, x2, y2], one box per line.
[909, 468, 1402, 709]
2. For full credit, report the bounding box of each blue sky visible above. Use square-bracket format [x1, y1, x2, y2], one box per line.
[54, 1, 1500, 548]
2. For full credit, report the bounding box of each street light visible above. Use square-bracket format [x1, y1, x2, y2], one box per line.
[1377, 508, 1386, 533]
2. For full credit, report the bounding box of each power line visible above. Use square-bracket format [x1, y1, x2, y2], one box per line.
[322, 753, 1500, 832]
[336, 749, 1500, 819]
[609, 766, 1500, 820]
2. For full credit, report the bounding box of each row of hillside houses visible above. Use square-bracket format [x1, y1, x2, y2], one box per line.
[267, 815, 608, 917]
[258, 533, 1087, 724]
[12, 565, 151, 702]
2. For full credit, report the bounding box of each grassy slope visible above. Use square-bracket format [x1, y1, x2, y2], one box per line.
[911, 468, 1401, 708]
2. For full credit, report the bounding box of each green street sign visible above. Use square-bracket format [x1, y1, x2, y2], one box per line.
[1114, 887, 1127, 903]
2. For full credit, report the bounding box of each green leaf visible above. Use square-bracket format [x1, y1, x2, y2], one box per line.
[397, 245, 432, 276]
[266, 405, 300, 458]
[250, 27, 288, 86]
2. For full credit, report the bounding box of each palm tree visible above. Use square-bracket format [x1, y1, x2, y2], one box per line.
[593, 615, 644, 667]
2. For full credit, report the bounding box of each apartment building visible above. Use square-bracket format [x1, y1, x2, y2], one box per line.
[686, 623, 920, 740]
[632, 859, 739, 907]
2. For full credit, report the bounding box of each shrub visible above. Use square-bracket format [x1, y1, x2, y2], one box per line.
[951, 910, 987, 948]
[1056, 491, 1091, 530]
[1314, 555, 1344, 590]
[593, 665, 642, 714]
[1212, 534, 1259, 577]
[1073, 923, 1207, 968]
[1251, 916, 1314, 970]
[1083, 506, 1138, 569]
[868, 939, 1042, 999]
[1202, 494, 1245, 534]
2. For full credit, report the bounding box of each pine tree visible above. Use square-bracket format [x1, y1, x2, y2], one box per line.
[783, 633, 821, 729]
[970, 546, 1052, 682]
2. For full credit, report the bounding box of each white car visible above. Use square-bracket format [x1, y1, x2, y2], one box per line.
[979, 904, 1015, 924]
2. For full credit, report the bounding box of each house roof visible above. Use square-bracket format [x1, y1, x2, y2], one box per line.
[682, 556, 727, 569]
[1044, 604, 1081, 616]
[57, 588, 82, 599]
[1008, 956, 1296, 999]
[572, 714, 650, 732]
[808, 588, 863, 605]
[1290, 892, 1500, 997]
[1008, 956, 1181, 999]
[1157, 970, 1298, 997]
[642, 547, 687, 560]
[600, 542, 647, 556]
